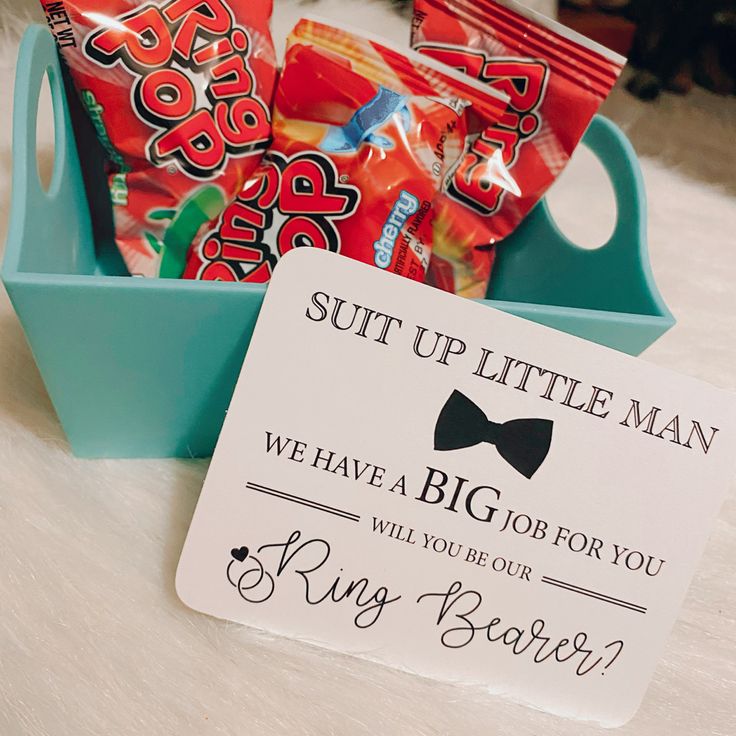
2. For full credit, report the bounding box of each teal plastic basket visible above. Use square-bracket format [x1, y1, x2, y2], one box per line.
[2, 26, 674, 458]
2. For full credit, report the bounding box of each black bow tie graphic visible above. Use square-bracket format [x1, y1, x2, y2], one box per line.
[434, 390, 553, 479]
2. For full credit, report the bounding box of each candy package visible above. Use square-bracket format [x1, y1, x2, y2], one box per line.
[184, 17, 508, 284]
[39, 0, 277, 277]
[412, 0, 625, 297]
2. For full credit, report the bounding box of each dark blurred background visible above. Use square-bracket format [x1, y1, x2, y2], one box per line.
[559, 0, 736, 100]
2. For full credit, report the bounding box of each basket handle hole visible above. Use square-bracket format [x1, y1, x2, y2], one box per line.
[544, 143, 618, 251]
[35, 72, 56, 194]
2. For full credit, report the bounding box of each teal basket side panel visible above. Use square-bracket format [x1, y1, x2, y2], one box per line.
[491, 302, 673, 356]
[7, 280, 266, 457]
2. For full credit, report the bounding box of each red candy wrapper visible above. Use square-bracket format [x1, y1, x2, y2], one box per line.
[412, 0, 625, 297]
[40, 0, 277, 277]
[184, 17, 508, 284]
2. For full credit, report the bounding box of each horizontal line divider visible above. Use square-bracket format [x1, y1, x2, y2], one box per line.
[246, 481, 361, 523]
[541, 575, 647, 614]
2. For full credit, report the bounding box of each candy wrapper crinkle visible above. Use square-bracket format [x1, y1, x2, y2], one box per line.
[40, 0, 277, 277]
[185, 16, 510, 285]
[412, 0, 625, 297]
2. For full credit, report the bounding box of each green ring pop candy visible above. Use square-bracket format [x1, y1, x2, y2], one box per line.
[147, 186, 227, 278]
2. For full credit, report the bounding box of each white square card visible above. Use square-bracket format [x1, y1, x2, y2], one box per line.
[177, 249, 735, 726]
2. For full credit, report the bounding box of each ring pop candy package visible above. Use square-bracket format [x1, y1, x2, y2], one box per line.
[39, 0, 277, 277]
[183, 17, 509, 284]
[411, 0, 625, 297]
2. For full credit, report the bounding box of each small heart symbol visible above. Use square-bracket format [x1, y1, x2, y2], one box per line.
[231, 546, 249, 562]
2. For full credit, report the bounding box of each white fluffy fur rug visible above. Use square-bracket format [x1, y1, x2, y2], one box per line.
[1, 2, 735, 735]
